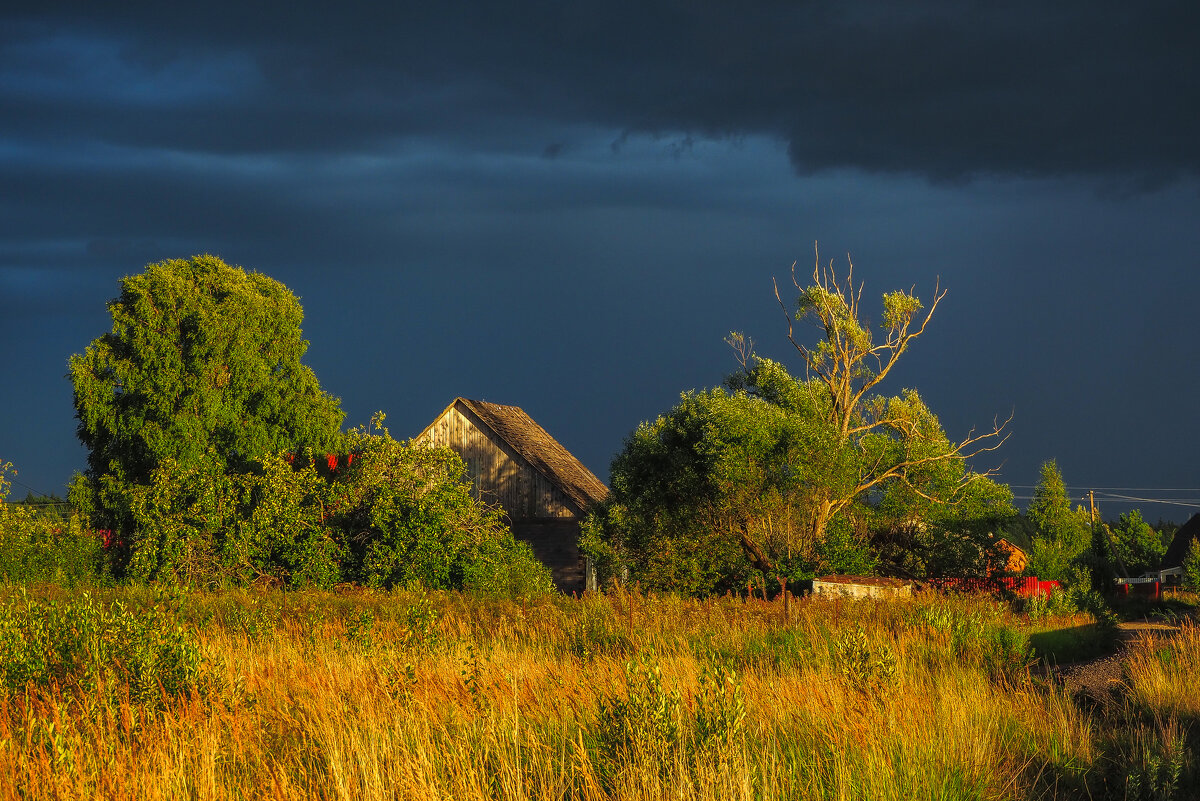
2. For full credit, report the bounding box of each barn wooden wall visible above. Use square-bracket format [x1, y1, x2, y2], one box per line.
[512, 519, 585, 592]
[420, 405, 579, 521]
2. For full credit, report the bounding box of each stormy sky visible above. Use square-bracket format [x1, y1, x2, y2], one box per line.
[3, 1, 1199, 520]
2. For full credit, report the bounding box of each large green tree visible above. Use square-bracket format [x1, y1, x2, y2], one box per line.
[1023, 460, 1091, 581]
[729, 353, 1013, 580]
[585, 252, 1014, 595]
[732, 248, 1010, 548]
[585, 387, 851, 594]
[69, 255, 345, 544]
[1108, 509, 1166, 577]
[586, 356, 1013, 594]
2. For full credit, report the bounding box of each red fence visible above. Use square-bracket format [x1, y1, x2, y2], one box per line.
[929, 576, 1061, 598]
[1115, 581, 1161, 600]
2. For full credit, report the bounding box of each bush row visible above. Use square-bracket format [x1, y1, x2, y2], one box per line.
[2, 433, 554, 598]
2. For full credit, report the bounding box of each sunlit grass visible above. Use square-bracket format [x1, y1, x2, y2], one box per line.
[0, 584, 1193, 799]
[1124, 621, 1200, 721]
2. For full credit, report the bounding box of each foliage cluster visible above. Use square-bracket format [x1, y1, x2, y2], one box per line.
[1022, 461, 1093, 582]
[584, 255, 1015, 596]
[60, 256, 550, 597]
[68, 255, 346, 540]
[1108, 509, 1168, 576]
[1023, 461, 1171, 612]
[1183, 540, 1200, 592]
[0, 461, 107, 585]
[593, 655, 747, 790]
[0, 588, 212, 709]
[121, 417, 552, 595]
[586, 359, 1014, 595]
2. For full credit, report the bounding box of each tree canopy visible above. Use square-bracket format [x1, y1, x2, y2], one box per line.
[584, 387, 858, 595]
[743, 250, 1010, 545]
[584, 250, 1015, 594]
[585, 360, 1014, 595]
[69, 255, 345, 542]
[1108, 509, 1166, 577]
[1022, 461, 1092, 581]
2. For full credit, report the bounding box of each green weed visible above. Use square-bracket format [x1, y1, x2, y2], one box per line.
[833, 627, 896, 693]
[0, 589, 214, 709]
[593, 652, 682, 785]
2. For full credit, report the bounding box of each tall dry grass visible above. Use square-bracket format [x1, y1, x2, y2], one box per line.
[0, 584, 1174, 800]
[1125, 621, 1200, 722]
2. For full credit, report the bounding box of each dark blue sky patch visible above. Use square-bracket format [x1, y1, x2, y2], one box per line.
[2, 1, 1198, 519]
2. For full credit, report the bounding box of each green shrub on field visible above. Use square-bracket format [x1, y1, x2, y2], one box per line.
[909, 600, 1032, 679]
[115, 420, 553, 597]
[0, 589, 214, 708]
[0, 460, 107, 586]
[592, 652, 748, 790]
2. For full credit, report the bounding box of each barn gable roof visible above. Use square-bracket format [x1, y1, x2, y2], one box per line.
[421, 397, 609, 513]
[1161, 512, 1200, 570]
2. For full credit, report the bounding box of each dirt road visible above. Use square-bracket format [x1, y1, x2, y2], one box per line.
[1055, 621, 1182, 699]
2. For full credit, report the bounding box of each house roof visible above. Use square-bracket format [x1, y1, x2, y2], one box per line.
[424, 397, 609, 513]
[815, 575, 913, 588]
[1161, 512, 1200, 570]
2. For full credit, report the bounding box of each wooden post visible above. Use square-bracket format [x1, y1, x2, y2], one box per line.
[628, 582, 637, 642]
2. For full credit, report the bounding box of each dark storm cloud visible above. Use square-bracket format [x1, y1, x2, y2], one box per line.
[6, 1, 1198, 180]
[3, 1, 1200, 520]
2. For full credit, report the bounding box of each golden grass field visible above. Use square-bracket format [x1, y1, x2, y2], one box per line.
[0, 584, 1196, 800]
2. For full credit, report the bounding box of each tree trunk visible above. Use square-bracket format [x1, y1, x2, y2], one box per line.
[809, 502, 836, 563]
[737, 523, 775, 575]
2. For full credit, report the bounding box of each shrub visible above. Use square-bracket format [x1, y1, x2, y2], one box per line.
[833, 627, 896, 693]
[332, 424, 553, 596]
[593, 653, 682, 778]
[0, 590, 213, 708]
[1022, 589, 1075, 621]
[0, 461, 106, 586]
[108, 419, 554, 597]
[692, 663, 747, 763]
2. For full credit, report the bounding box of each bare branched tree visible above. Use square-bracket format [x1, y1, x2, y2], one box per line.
[756, 244, 1011, 544]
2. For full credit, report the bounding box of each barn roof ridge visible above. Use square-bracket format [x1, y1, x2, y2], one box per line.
[1161, 512, 1200, 570]
[435, 397, 609, 513]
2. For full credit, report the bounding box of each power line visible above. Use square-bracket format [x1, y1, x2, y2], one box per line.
[1093, 492, 1200, 508]
[1009, 494, 1200, 509]
[1009, 485, 1200, 492]
[5, 474, 63, 500]
[1009, 494, 1200, 501]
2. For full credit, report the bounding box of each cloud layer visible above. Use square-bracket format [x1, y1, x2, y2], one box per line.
[7, 1, 1198, 177]
[2, 2, 1199, 517]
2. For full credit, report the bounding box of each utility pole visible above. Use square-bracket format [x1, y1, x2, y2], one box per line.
[1090, 489, 1130, 581]
[1089, 490, 1108, 592]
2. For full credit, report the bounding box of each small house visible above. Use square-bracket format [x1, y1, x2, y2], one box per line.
[416, 398, 609, 592]
[995, 538, 1028, 574]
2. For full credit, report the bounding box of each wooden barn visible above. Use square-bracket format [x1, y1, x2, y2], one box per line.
[415, 398, 609, 592]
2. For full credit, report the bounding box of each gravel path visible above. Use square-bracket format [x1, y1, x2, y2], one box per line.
[1053, 621, 1182, 701]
